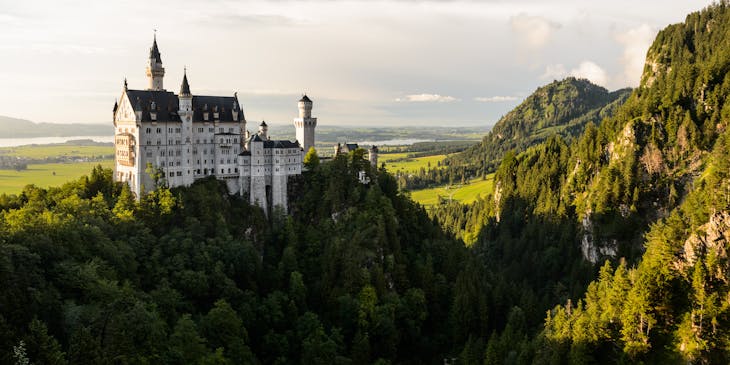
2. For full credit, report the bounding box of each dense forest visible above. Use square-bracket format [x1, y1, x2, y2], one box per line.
[430, 2, 730, 363]
[2, 2, 730, 364]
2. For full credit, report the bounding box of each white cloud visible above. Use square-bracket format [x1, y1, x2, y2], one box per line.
[616, 24, 656, 87]
[541, 64, 568, 80]
[510, 14, 560, 50]
[396, 93, 459, 102]
[541, 61, 608, 87]
[474, 96, 519, 102]
[570, 61, 609, 87]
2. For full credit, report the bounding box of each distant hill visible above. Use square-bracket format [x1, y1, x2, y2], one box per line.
[0, 115, 110, 138]
[444, 77, 631, 173]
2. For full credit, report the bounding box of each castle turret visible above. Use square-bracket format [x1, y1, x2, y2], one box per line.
[113, 99, 118, 124]
[294, 94, 317, 153]
[179, 68, 192, 111]
[369, 145, 378, 168]
[258, 121, 268, 140]
[178, 69, 194, 186]
[146, 33, 165, 90]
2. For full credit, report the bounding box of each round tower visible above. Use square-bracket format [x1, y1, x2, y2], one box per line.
[298, 94, 312, 118]
[178, 68, 192, 112]
[294, 94, 317, 153]
[369, 145, 379, 168]
[146, 33, 165, 90]
[258, 121, 268, 140]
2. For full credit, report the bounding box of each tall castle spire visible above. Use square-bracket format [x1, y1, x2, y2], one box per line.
[180, 67, 191, 96]
[146, 32, 165, 91]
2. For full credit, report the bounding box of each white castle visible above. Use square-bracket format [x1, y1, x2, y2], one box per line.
[113, 35, 316, 214]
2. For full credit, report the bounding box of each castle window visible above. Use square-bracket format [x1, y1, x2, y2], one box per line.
[221, 169, 224, 174]
[228, 168, 231, 173]
[147, 140, 151, 145]
[156, 128, 162, 133]
[169, 172, 174, 177]
[235, 168, 238, 173]
[209, 128, 214, 133]
[146, 128, 151, 133]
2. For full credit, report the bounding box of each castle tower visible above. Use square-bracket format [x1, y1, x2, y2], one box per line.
[294, 95, 317, 153]
[179, 69, 194, 186]
[369, 145, 378, 168]
[146, 34, 165, 90]
[258, 121, 268, 140]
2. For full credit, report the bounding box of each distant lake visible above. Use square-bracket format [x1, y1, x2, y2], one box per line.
[0, 136, 113, 148]
[353, 138, 434, 146]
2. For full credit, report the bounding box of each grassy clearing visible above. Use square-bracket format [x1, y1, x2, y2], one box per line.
[380, 153, 448, 174]
[0, 161, 114, 195]
[0, 144, 113, 159]
[409, 173, 495, 206]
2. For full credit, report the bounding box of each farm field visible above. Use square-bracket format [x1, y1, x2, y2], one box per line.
[0, 161, 114, 195]
[380, 153, 448, 174]
[409, 173, 495, 206]
[0, 144, 113, 159]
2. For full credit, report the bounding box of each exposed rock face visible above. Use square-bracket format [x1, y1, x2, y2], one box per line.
[677, 211, 730, 279]
[580, 210, 619, 263]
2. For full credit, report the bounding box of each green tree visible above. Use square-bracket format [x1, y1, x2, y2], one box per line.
[304, 147, 320, 169]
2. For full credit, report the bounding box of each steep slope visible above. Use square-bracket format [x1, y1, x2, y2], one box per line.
[459, 2, 730, 363]
[445, 78, 631, 174]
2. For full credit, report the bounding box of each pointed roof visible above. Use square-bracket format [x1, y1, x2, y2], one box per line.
[150, 34, 162, 63]
[180, 68, 191, 96]
[113, 99, 118, 112]
[260, 120, 267, 127]
[299, 94, 312, 103]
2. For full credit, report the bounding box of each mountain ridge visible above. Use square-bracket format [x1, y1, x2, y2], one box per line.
[0, 115, 110, 138]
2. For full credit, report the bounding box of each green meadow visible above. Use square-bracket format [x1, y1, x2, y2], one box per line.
[380, 153, 448, 174]
[409, 174, 495, 206]
[0, 161, 114, 195]
[0, 144, 113, 159]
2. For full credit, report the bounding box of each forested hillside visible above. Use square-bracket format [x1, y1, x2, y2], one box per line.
[0, 151, 479, 364]
[447, 78, 631, 174]
[397, 78, 630, 190]
[2, 2, 730, 365]
[430, 2, 730, 363]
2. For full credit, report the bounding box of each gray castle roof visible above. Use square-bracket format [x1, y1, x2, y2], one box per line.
[126, 89, 180, 122]
[343, 143, 359, 152]
[180, 71, 191, 96]
[150, 36, 162, 63]
[299, 94, 312, 103]
[124, 89, 243, 123]
[248, 133, 300, 149]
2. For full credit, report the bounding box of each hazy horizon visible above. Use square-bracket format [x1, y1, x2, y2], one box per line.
[0, 0, 713, 128]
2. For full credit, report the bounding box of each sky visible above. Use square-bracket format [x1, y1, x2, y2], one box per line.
[0, 0, 715, 128]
